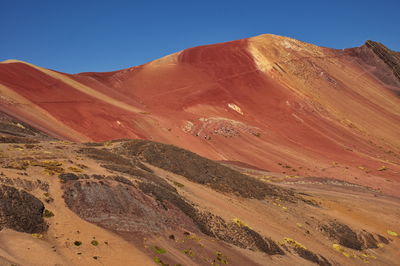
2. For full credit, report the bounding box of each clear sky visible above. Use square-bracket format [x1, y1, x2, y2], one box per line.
[1, 0, 399, 73]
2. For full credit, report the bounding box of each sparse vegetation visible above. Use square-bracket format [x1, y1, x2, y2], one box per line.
[387, 230, 398, 237]
[332, 243, 377, 263]
[153, 246, 167, 254]
[31, 160, 64, 175]
[232, 218, 250, 228]
[91, 240, 99, 246]
[283, 237, 307, 249]
[4, 160, 30, 170]
[74, 241, 82, 246]
[183, 249, 194, 257]
[332, 243, 352, 257]
[282, 237, 331, 265]
[68, 166, 83, 173]
[215, 251, 228, 264]
[173, 181, 184, 188]
[153, 256, 168, 266]
[43, 209, 54, 218]
[31, 233, 43, 238]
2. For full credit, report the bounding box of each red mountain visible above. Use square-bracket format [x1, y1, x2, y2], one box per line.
[1, 34, 400, 196]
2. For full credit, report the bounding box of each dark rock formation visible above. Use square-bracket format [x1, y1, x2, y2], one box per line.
[67, 144, 291, 256]
[365, 40, 400, 82]
[345, 41, 400, 93]
[291, 247, 331, 266]
[0, 184, 47, 233]
[63, 180, 195, 233]
[194, 212, 284, 255]
[58, 173, 79, 183]
[320, 220, 388, 250]
[116, 140, 296, 201]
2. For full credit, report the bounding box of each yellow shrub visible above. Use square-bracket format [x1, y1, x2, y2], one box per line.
[232, 218, 251, 228]
[387, 230, 398, 237]
[283, 238, 306, 249]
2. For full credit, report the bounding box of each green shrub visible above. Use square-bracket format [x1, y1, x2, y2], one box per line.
[43, 209, 54, 218]
[173, 181, 184, 188]
[153, 246, 167, 254]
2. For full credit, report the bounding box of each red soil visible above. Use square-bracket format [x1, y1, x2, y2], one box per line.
[1, 35, 400, 196]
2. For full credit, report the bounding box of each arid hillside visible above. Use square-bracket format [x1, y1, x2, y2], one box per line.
[0, 119, 399, 265]
[1, 34, 400, 198]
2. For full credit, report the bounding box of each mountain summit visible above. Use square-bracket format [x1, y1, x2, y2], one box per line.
[1, 34, 400, 265]
[1, 34, 399, 195]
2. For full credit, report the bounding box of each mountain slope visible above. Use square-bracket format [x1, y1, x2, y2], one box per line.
[1, 34, 400, 196]
[0, 138, 399, 265]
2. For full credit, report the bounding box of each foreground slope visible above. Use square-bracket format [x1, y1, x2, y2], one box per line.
[1, 34, 400, 196]
[0, 132, 399, 265]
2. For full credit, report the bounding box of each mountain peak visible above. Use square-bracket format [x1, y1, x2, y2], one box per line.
[1, 35, 400, 196]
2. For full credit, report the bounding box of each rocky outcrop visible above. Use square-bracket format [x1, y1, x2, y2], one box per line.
[63, 178, 198, 234]
[364, 40, 400, 82]
[0, 112, 55, 143]
[320, 220, 388, 250]
[116, 140, 297, 201]
[194, 211, 284, 255]
[0, 184, 47, 233]
[70, 141, 336, 259]
[62, 175, 288, 256]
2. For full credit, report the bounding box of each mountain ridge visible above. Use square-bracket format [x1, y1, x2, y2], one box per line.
[3, 34, 399, 74]
[1, 34, 400, 197]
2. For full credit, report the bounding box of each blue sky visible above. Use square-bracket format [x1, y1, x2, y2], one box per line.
[1, 0, 399, 73]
